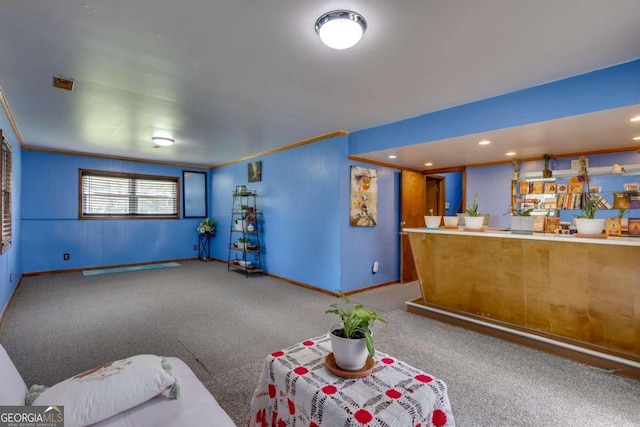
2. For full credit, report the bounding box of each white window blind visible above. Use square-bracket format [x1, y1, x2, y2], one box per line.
[1, 131, 11, 252]
[80, 169, 179, 219]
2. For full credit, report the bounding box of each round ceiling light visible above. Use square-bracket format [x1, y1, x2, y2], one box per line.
[315, 10, 367, 50]
[152, 136, 175, 147]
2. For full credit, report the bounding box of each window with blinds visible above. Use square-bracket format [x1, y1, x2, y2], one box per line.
[1, 131, 11, 252]
[80, 169, 179, 219]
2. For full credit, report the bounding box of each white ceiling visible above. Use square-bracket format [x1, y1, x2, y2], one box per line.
[1, 0, 639, 168]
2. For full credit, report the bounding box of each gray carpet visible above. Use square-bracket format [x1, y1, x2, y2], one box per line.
[1, 261, 639, 426]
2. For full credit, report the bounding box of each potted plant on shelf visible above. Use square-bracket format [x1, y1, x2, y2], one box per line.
[235, 237, 251, 250]
[574, 157, 605, 236]
[464, 193, 485, 230]
[326, 291, 386, 371]
[197, 218, 216, 236]
[423, 208, 442, 229]
[542, 153, 553, 178]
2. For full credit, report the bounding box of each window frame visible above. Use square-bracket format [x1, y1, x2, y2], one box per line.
[1, 130, 11, 253]
[79, 169, 180, 220]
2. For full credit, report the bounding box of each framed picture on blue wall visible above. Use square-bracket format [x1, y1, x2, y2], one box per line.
[248, 161, 262, 182]
[350, 166, 377, 227]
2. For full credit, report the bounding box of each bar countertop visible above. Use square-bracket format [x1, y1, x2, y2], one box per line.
[403, 227, 640, 247]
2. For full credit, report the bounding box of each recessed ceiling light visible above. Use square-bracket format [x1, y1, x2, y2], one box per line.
[388, 155, 397, 159]
[315, 10, 367, 50]
[152, 136, 175, 147]
[478, 140, 491, 145]
[633, 136, 640, 141]
[630, 116, 640, 122]
[424, 162, 433, 166]
[505, 152, 516, 156]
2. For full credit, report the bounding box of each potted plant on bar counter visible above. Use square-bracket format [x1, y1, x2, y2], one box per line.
[464, 193, 485, 230]
[424, 208, 442, 229]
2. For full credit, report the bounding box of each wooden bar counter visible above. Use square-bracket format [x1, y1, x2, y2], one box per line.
[405, 227, 640, 379]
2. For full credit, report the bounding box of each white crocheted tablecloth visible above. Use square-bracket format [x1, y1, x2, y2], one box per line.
[249, 334, 455, 426]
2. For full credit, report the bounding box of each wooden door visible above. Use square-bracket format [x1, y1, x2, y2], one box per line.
[425, 175, 445, 215]
[400, 170, 426, 283]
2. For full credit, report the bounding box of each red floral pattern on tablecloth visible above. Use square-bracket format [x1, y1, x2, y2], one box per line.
[248, 334, 455, 426]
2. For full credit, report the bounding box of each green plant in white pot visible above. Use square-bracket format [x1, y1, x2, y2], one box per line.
[465, 193, 485, 230]
[575, 198, 605, 235]
[326, 291, 386, 371]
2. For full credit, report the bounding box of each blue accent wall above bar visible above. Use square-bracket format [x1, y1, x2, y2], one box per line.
[349, 59, 640, 155]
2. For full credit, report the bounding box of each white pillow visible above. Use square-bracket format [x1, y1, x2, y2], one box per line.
[30, 354, 178, 427]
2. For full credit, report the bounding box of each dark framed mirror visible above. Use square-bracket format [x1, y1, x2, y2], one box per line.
[183, 170, 208, 218]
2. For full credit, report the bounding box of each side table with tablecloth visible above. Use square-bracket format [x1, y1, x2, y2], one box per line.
[249, 334, 454, 426]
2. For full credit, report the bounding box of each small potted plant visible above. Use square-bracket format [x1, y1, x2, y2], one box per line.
[575, 197, 605, 235]
[424, 208, 442, 229]
[510, 208, 534, 234]
[618, 208, 629, 229]
[197, 218, 216, 236]
[542, 154, 553, 178]
[236, 237, 251, 250]
[326, 291, 386, 371]
[464, 193, 485, 230]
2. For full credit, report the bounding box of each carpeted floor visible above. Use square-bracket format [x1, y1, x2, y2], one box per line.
[1, 260, 639, 426]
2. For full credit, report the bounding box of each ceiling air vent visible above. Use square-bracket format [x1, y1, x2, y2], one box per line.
[53, 75, 75, 91]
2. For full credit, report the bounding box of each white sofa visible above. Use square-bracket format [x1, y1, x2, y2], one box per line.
[0, 344, 236, 427]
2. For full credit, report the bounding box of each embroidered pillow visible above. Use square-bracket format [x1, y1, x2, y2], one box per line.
[29, 354, 178, 427]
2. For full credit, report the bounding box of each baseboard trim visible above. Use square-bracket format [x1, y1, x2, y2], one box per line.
[406, 299, 640, 381]
[210, 258, 397, 296]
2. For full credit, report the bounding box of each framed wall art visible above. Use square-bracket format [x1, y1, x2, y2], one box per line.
[350, 166, 378, 227]
[248, 161, 262, 182]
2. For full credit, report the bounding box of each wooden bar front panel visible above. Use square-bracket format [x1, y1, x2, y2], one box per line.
[408, 232, 640, 357]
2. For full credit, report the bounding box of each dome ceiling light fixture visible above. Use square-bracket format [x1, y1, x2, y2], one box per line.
[152, 136, 175, 147]
[315, 10, 367, 50]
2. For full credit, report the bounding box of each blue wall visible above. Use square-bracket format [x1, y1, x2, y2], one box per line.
[0, 126, 22, 317]
[441, 171, 463, 215]
[21, 151, 206, 273]
[210, 135, 400, 292]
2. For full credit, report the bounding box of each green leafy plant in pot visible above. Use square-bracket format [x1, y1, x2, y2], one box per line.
[326, 291, 386, 371]
[464, 193, 485, 229]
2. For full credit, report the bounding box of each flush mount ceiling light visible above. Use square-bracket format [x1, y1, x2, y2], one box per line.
[315, 10, 367, 50]
[152, 136, 175, 147]
[478, 140, 491, 145]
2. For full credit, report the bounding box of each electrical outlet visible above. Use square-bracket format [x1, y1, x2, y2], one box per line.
[63, 253, 70, 260]
[445, 202, 450, 209]
[193, 245, 198, 251]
